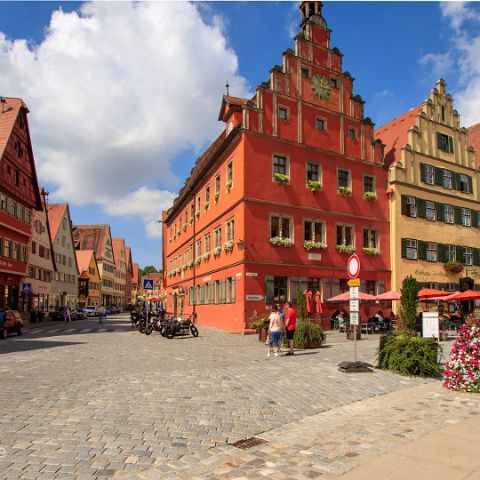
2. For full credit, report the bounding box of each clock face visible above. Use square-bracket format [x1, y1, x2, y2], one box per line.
[311, 74, 331, 100]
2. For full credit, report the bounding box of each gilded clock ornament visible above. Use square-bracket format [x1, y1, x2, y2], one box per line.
[311, 74, 331, 100]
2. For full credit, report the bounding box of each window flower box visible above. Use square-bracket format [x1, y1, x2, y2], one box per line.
[225, 180, 233, 192]
[195, 211, 200, 219]
[204, 202, 209, 211]
[363, 247, 381, 256]
[213, 246, 222, 257]
[269, 236, 294, 247]
[444, 261, 464, 274]
[274, 173, 289, 183]
[363, 191, 377, 201]
[183, 223, 188, 231]
[307, 180, 322, 192]
[195, 257, 201, 266]
[223, 240, 234, 252]
[187, 261, 193, 268]
[338, 186, 351, 196]
[336, 244, 356, 254]
[202, 252, 210, 261]
[190, 218, 194, 225]
[304, 240, 327, 250]
[214, 192, 220, 203]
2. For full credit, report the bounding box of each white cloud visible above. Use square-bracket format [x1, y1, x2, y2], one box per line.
[440, 2, 480, 31]
[418, 51, 454, 79]
[0, 2, 251, 235]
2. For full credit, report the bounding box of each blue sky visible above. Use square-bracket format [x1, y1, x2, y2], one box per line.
[1, 1, 479, 269]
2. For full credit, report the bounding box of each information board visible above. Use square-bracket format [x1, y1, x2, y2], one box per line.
[422, 312, 439, 339]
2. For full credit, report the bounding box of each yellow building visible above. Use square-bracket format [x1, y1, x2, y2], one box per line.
[76, 250, 101, 307]
[376, 79, 480, 294]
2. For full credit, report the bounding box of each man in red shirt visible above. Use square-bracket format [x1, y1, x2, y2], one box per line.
[284, 302, 297, 356]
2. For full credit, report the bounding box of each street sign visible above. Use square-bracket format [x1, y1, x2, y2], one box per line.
[143, 279, 154, 290]
[350, 312, 359, 325]
[246, 294, 263, 301]
[349, 299, 359, 312]
[349, 286, 359, 300]
[22, 283, 32, 292]
[347, 254, 361, 279]
[347, 278, 360, 287]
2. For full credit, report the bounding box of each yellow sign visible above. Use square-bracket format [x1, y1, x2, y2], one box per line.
[347, 278, 360, 287]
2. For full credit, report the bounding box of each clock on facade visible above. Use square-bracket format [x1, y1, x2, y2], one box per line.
[311, 74, 331, 100]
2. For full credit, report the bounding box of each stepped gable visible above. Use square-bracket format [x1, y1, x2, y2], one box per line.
[467, 123, 480, 167]
[375, 104, 424, 168]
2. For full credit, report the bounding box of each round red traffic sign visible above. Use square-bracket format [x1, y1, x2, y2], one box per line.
[347, 254, 360, 279]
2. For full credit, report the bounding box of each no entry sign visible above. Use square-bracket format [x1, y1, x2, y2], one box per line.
[347, 254, 360, 279]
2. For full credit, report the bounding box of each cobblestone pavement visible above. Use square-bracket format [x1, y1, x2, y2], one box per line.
[0, 315, 453, 480]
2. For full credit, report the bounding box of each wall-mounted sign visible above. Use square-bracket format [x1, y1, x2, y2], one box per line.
[245, 272, 258, 277]
[349, 299, 359, 312]
[202, 276, 211, 283]
[246, 294, 264, 301]
[308, 253, 322, 261]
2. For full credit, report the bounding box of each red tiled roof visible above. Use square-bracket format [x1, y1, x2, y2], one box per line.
[73, 224, 113, 262]
[375, 104, 424, 167]
[76, 249, 94, 275]
[112, 238, 125, 267]
[224, 95, 250, 106]
[132, 263, 139, 285]
[0, 97, 27, 160]
[46, 203, 68, 240]
[467, 123, 480, 167]
[218, 95, 253, 122]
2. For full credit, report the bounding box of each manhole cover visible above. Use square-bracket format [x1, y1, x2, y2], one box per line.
[231, 437, 268, 450]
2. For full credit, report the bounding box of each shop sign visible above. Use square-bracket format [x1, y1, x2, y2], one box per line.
[308, 253, 322, 261]
[245, 272, 258, 277]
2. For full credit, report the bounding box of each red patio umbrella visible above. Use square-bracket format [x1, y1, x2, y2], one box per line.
[375, 290, 401, 301]
[429, 292, 460, 301]
[417, 288, 451, 300]
[326, 291, 376, 302]
[315, 291, 322, 314]
[305, 290, 313, 313]
[443, 290, 480, 302]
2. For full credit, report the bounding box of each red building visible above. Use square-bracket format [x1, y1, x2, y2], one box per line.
[163, 2, 390, 332]
[0, 98, 41, 310]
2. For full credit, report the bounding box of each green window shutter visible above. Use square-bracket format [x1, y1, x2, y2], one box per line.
[417, 198, 426, 218]
[418, 241, 427, 260]
[265, 276, 274, 303]
[420, 163, 426, 183]
[456, 246, 464, 264]
[473, 248, 480, 266]
[436, 202, 445, 222]
[401, 195, 407, 216]
[434, 167, 443, 186]
[472, 211, 479, 228]
[468, 176, 473, 194]
[437, 244, 445, 263]
[454, 172, 461, 191]
[448, 136, 454, 153]
[401, 239, 407, 258]
[454, 206, 462, 225]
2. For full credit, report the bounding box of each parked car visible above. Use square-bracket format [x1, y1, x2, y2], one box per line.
[0, 310, 24, 339]
[106, 306, 118, 315]
[75, 308, 87, 320]
[84, 306, 98, 317]
[50, 307, 78, 321]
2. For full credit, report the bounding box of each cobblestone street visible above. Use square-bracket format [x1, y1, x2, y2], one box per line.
[1, 314, 473, 480]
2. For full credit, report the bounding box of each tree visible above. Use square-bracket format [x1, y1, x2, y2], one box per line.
[141, 265, 158, 276]
[296, 290, 307, 321]
[399, 275, 420, 333]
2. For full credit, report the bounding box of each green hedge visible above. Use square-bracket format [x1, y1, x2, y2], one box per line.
[378, 333, 441, 377]
[294, 321, 325, 349]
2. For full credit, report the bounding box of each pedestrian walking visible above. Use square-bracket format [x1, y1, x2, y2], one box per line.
[98, 305, 105, 324]
[284, 301, 297, 356]
[267, 305, 283, 357]
[64, 307, 71, 322]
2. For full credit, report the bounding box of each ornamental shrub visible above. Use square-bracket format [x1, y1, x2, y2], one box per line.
[399, 275, 420, 333]
[294, 321, 325, 349]
[443, 314, 480, 392]
[296, 290, 307, 321]
[378, 332, 441, 377]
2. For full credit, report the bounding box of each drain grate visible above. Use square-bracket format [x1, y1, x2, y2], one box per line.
[231, 437, 268, 450]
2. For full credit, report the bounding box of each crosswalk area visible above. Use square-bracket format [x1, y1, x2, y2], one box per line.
[27, 327, 117, 336]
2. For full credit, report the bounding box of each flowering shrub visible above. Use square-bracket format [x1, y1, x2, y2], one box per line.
[443, 315, 480, 392]
[304, 240, 327, 250]
[269, 236, 294, 247]
[223, 240, 234, 252]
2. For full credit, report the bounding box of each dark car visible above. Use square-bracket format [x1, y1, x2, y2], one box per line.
[106, 306, 118, 315]
[0, 310, 24, 339]
[75, 308, 87, 320]
[50, 307, 78, 321]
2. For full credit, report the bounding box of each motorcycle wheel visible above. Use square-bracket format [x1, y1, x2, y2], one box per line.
[138, 322, 146, 334]
[160, 327, 167, 337]
[146, 324, 153, 335]
[190, 325, 199, 337]
[166, 328, 175, 339]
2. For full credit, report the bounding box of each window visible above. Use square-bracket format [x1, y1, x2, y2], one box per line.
[196, 196, 201, 215]
[226, 218, 235, 241]
[330, 78, 338, 88]
[444, 205, 454, 224]
[443, 169, 452, 189]
[463, 247, 473, 266]
[459, 174, 470, 193]
[424, 164, 434, 185]
[426, 242, 437, 262]
[441, 105, 446, 122]
[265, 276, 288, 303]
[406, 196, 417, 217]
[437, 133, 454, 153]
[205, 185, 210, 205]
[184, 211, 188, 226]
[227, 276, 236, 303]
[62, 236, 66, 247]
[272, 154, 288, 177]
[278, 106, 289, 120]
[14, 170, 19, 186]
[426, 201, 436, 221]
[406, 239, 418, 260]
[31, 241, 36, 254]
[301, 67, 309, 78]
[348, 127, 357, 140]
[337, 169, 350, 189]
[227, 160, 233, 183]
[461, 208, 471, 227]
[190, 203, 195, 220]
[363, 229, 379, 249]
[363, 175, 375, 193]
[3, 239, 10, 257]
[215, 174, 221, 194]
[304, 220, 325, 243]
[63, 218, 67, 229]
[195, 240, 202, 259]
[270, 215, 292, 239]
[204, 234, 211, 253]
[336, 224, 354, 246]
[214, 226, 222, 248]
[315, 117, 326, 131]
[306, 162, 320, 183]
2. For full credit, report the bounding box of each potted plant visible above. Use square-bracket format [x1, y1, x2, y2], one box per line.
[443, 261, 464, 274]
[338, 186, 351, 196]
[225, 180, 233, 192]
[294, 321, 326, 348]
[269, 236, 294, 247]
[251, 316, 270, 342]
[307, 180, 322, 192]
[363, 191, 377, 200]
[274, 173, 289, 183]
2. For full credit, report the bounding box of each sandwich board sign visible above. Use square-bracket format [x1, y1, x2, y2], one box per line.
[143, 279, 154, 290]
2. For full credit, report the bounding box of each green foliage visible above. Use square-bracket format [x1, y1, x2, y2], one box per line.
[269, 236, 294, 247]
[251, 316, 269, 331]
[296, 290, 307, 321]
[336, 244, 356, 254]
[304, 240, 327, 250]
[443, 261, 464, 274]
[274, 173, 289, 183]
[307, 180, 322, 192]
[338, 186, 351, 195]
[294, 321, 326, 349]
[378, 333, 441, 378]
[141, 265, 158, 276]
[363, 191, 377, 200]
[362, 247, 380, 256]
[399, 275, 420, 333]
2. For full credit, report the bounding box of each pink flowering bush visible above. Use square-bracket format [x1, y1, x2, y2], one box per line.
[443, 314, 480, 393]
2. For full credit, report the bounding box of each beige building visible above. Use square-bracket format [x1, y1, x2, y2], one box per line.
[112, 238, 127, 310]
[376, 79, 480, 293]
[76, 250, 101, 307]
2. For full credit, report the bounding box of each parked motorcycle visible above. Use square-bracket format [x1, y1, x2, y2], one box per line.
[165, 315, 199, 339]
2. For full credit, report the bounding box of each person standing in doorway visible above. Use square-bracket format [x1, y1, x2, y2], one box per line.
[98, 305, 105, 324]
[284, 302, 297, 356]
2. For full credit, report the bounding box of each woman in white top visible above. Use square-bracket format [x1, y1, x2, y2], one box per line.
[267, 305, 284, 357]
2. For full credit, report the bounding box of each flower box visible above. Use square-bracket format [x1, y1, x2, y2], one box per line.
[213, 246, 222, 257]
[307, 180, 322, 192]
[269, 236, 294, 247]
[338, 186, 351, 196]
[274, 173, 289, 183]
[195, 257, 201, 266]
[363, 191, 377, 201]
[183, 223, 188, 231]
[202, 252, 210, 261]
[363, 247, 381, 256]
[204, 202, 209, 211]
[214, 192, 220, 202]
[223, 240, 234, 252]
[304, 240, 327, 250]
[225, 180, 233, 192]
[336, 244, 356, 254]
